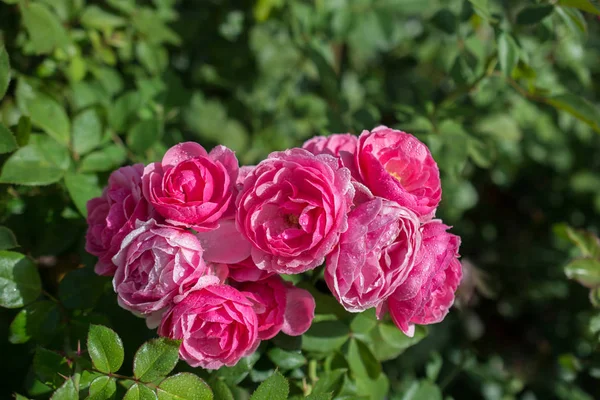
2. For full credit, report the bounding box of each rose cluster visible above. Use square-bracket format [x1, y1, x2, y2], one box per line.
[85, 126, 462, 369]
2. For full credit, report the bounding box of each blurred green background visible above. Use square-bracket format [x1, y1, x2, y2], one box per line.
[1, 0, 600, 399]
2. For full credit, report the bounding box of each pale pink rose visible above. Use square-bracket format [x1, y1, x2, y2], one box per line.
[236, 277, 316, 339]
[112, 219, 215, 318]
[86, 164, 155, 276]
[142, 142, 239, 231]
[303, 134, 357, 157]
[158, 284, 259, 369]
[237, 165, 256, 187]
[224, 256, 274, 283]
[325, 197, 421, 312]
[377, 220, 462, 336]
[355, 126, 441, 220]
[236, 148, 354, 274]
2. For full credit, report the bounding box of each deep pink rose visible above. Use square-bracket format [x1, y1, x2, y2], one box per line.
[236, 277, 315, 340]
[195, 219, 252, 264]
[355, 126, 441, 220]
[158, 284, 259, 369]
[223, 256, 274, 283]
[236, 148, 354, 274]
[112, 219, 217, 319]
[86, 164, 155, 276]
[303, 133, 357, 157]
[142, 142, 239, 231]
[325, 197, 421, 312]
[377, 220, 462, 336]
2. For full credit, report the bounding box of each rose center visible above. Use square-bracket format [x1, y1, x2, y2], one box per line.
[286, 214, 300, 228]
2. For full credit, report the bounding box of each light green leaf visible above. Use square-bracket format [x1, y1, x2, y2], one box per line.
[79, 145, 127, 173]
[0, 251, 41, 308]
[556, 6, 588, 36]
[516, 5, 554, 25]
[355, 372, 389, 400]
[347, 338, 382, 380]
[20, 2, 69, 54]
[64, 172, 102, 217]
[401, 380, 443, 400]
[468, 0, 496, 21]
[108, 91, 142, 132]
[88, 376, 117, 400]
[156, 373, 213, 400]
[50, 379, 77, 400]
[497, 32, 519, 77]
[565, 258, 600, 288]
[124, 384, 159, 400]
[558, 0, 600, 15]
[369, 324, 427, 361]
[546, 93, 600, 133]
[0, 123, 18, 154]
[209, 378, 233, 400]
[87, 324, 125, 374]
[133, 338, 181, 382]
[72, 109, 102, 156]
[250, 372, 288, 400]
[0, 226, 18, 250]
[0, 46, 9, 99]
[26, 94, 71, 146]
[311, 369, 346, 396]
[127, 118, 162, 154]
[267, 348, 307, 370]
[33, 348, 71, 388]
[302, 320, 350, 353]
[9, 300, 60, 344]
[81, 5, 127, 30]
[0, 134, 70, 185]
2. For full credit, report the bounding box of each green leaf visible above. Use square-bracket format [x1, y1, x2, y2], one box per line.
[108, 91, 142, 132]
[9, 300, 60, 344]
[546, 93, 600, 133]
[305, 394, 332, 400]
[250, 371, 288, 400]
[425, 353, 443, 382]
[81, 5, 127, 30]
[50, 379, 77, 400]
[20, 2, 69, 54]
[33, 348, 71, 388]
[402, 380, 443, 400]
[267, 348, 307, 370]
[215, 356, 256, 386]
[0, 226, 18, 250]
[311, 369, 346, 396]
[88, 376, 117, 400]
[133, 338, 181, 382]
[556, 6, 588, 36]
[79, 145, 127, 173]
[0, 134, 70, 185]
[0, 251, 41, 308]
[59, 268, 107, 309]
[302, 321, 350, 353]
[558, 0, 600, 15]
[16, 116, 31, 147]
[0, 123, 18, 154]
[349, 309, 377, 338]
[124, 384, 159, 400]
[347, 338, 382, 380]
[0, 46, 9, 99]
[431, 9, 457, 34]
[305, 43, 339, 102]
[354, 372, 389, 400]
[468, 0, 496, 21]
[127, 118, 162, 154]
[26, 94, 70, 146]
[64, 172, 102, 217]
[156, 373, 213, 400]
[516, 5, 554, 25]
[209, 378, 234, 400]
[369, 324, 427, 361]
[87, 324, 125, 374]
[565, 258, 600, 288]
[497, 32, 519, 77]
[72, 109, 103, 156]
[555, 224, 600, 258]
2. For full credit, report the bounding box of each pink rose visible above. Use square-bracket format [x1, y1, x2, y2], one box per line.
[224, 256, 274, 283]
[112, 219, 217, 319]
[325, 197, 421, 312]
[355, 126, 441, 220]
[236, 148, 354, 274]
[377, 220, 462, 336]
[86, 164, 155, 276]
[142, 142, 239, 231]
[236, 277, 315, 339]
[158, 284, 259, 369]
[302, 133, 357, 157]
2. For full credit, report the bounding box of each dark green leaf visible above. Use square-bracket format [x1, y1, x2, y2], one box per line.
[0, 123, 18, 154]
[555, 224, 600, 258]
[0, 226, 18, 250]
[133, 338, 180, 382]
[9, 300, 60, 344]
[305, 43, 339, 102]
[88, 376, 117, 400]
[250, 371, 288, 400]
[64, 172, 102, 217]
[16, 116, 31, 147]
[558, 0, 600, 15]
[425, 353, 443, 382]
[516, 5, 554, 25]
[497, 32, 519, 77]
[565, 258, 600, 288]
[108, 92, 142, 132]
[50, 379, 77, 400]
[546, 93, 600, 133]
[58, 268, 107, 309]
[72, 109, 103, 156]
[156, 373, 213, 400]
[347, 338, 382, 380]
[33, 348, 71, 388]
[79, 145, 127, 173]
[311, 369, 347, 396]
[267, 348, 307, 370]
[215, 356, 255, 386]
[302, 320, 350, 353]
[0, 251, 41, 308]
[209, 378, 234, 400]
[127, 118, 162, 154]
[305, 394, 331, 400]
[87, 324, 125, 374]
[431, 9, 457, 34]
[0, 46, 9, 99]
[123, 383, 158, 400]
[20, 3, 69, 54]
[369, 324, 427, 361]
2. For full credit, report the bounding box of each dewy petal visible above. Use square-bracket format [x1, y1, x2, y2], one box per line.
[162, 142, 208, 167]
[196, 219, 252, 264]
[281, 284, 315, 336]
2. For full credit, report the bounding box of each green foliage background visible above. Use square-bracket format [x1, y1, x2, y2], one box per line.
[1, 0, 600, 399]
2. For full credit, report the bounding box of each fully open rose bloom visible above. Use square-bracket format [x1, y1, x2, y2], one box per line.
[86, 164, 154, 276]
[236, 148, 354, 274]
[142, 142, 239, 231]
[325, 197, 421, 312]
[236, 276, 315, 339]
[158, 284, 258, 369]
[355, 126, 441, 220]
[377, 220, 462, 336]
[302, 133, 357, 157]
[112, 219, 217, 320]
